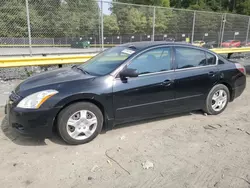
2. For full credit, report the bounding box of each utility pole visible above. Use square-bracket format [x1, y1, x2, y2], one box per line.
[152, 6, 155, 41]
[25, 0, 32, 56]
[101, 0, 104, 51]
[191, 11, 196, 44]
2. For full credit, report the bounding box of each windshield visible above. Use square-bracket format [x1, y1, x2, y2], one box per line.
[79, 46, 136, 76]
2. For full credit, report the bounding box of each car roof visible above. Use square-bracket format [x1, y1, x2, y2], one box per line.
[117, 41, 218, 56]
[118, 41, 192, 51]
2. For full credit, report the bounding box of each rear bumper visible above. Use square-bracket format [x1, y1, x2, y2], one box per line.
[232, 84, 246, 101]
[5, 102, 60, 138]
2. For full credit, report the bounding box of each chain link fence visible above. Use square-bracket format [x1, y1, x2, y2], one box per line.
[0, 0, 250, 57]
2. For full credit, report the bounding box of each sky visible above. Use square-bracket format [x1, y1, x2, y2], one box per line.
[98, 0, 112, 15]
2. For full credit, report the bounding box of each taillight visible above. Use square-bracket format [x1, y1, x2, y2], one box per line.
[235, 63, 246, 75]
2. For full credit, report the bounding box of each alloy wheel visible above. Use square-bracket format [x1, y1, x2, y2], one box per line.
[211, 89, 227, 112]
[66, 110, 98, 140]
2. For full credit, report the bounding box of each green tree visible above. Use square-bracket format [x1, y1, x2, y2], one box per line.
[104, 14, 120, 35]
[242, 0, 250, 15]
[27, 0, 99, 38]
[29, 0, 62, 37]
[112, 0, 170, 35]
[65, 0, 99, 37]
[112, 6, 148, 34]
[0, 0, 27, 37]
[2, 0, 250, 40]
[113, 0, 170, 7]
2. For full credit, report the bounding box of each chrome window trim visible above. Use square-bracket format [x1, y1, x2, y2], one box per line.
[138, 69, 175, 77]
[174, 64, 217, 72]
[114, 69, 175, 80]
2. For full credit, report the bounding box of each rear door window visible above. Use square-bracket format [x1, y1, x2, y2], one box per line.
[175, 47, 206, 69]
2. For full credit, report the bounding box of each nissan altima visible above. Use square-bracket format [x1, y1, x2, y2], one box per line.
[5, 42, 246, 144]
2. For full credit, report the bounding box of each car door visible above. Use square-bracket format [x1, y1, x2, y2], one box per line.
[173, 46, 219, 111]
[112, 46, 176, 123]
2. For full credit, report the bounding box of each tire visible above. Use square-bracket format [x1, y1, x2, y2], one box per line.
[204, 84, 230, 115]
[57, 102, 103, 145]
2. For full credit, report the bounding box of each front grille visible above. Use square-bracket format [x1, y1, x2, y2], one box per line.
[9, 91, 21, 103]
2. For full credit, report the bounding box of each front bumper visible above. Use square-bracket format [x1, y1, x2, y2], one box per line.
[5, 102, 60, 138]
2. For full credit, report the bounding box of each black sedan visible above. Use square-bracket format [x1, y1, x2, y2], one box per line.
[5, 42, 246, 144]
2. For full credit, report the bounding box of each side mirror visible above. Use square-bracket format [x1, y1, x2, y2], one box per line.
[120, 68, 139, 79]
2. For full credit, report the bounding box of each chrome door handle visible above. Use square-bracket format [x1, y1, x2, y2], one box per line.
[162, 80, 174, 86]
[208, 71, 215, 77]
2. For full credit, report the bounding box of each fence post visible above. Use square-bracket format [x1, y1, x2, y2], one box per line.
[99, 13, 101, 49]
[25, 0, 32, 56]
[12, 38, 14, 48]
[246, 17, 250, 44]
[191, 11, 196, 44]
[100, 0, 104, 51]
[152, 6, 156, 41]
[220, 13, 226, 47]
[218, 14, 223, 47]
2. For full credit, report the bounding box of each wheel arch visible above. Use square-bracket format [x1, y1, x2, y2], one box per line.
[218, 81, 233, 101]
[52, 95, 108, 132]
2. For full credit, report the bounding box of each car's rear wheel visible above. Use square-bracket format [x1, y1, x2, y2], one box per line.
[57, 102, 103, 145]
[204, 84, 229, 115]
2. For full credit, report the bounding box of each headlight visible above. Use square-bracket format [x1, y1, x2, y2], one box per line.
[17, 90, 58, 109]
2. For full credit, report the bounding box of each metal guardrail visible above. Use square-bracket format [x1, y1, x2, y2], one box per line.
[211, 47, 250, 58]
[0, 54, 97, 68]
[0, 44, 115, 47]
[0, 44, 71, 47]
[211, 47, 250, 53]
[0, 47, 250, 68]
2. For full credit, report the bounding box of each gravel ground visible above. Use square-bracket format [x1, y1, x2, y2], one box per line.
[0, 80, 22, 106]
[0, 77, 250, 188]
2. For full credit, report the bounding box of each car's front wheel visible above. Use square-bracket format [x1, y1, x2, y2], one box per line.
[204, 84, 230, 115]
[57, 102, 103, 145]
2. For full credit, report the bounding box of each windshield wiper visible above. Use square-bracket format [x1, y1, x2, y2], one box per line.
[72, 65, 89, 74]
[82, 69, 90, 75]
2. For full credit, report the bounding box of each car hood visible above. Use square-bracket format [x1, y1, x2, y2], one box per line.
[15, 67, 95, 94]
